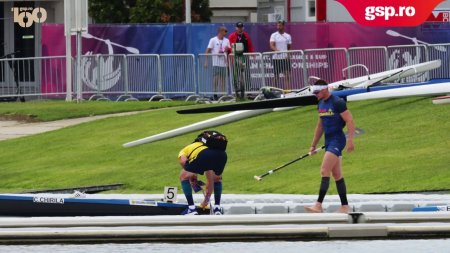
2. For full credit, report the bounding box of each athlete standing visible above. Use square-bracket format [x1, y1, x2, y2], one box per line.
[305, 80, 355, 214]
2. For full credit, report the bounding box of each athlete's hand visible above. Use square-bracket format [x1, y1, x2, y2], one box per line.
[309, 146, 317, 155]
[199, 201, 209, 209]
[347, 139, 354, 153]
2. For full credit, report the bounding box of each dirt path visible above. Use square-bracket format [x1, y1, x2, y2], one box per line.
[0, 111, 145, 141]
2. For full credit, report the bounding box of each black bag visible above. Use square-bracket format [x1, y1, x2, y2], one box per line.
[194, 130, 228, 151]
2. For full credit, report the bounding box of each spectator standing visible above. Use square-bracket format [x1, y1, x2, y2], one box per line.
[228, 22, 254, 100]
[205, 26, 231, 100]
[269, 20, 292, 90]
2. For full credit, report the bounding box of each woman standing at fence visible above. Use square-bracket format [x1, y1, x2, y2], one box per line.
[205, 27, 231, 100]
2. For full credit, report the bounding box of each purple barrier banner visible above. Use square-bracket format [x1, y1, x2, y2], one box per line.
[41, 22, 450, 96]
[43, 22, 450, 56]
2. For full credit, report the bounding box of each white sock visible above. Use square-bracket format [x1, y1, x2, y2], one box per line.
[189, 205, 196, 210]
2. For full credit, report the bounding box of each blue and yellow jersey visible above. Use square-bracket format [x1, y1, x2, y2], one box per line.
[178, 142, 207, 163]
[318, 95, 347, 137]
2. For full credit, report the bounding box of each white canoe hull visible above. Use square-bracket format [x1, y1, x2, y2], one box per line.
[328, 60, 441, 90]
[123, 108, 293, 147]
[347, 82, 450, 101]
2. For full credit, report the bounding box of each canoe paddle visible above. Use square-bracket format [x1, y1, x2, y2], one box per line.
[254, 128, 365, 181]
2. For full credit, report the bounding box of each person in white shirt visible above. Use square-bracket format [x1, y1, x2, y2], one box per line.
[269, 20, 292, 90]
[205, 27, 231, 100]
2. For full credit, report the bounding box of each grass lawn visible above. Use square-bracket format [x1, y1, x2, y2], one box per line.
[0, 97, 449, 194]
[0, 100, 195, 122]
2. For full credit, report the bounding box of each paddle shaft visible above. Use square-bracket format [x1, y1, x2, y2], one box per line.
[254, 146, 324, 181]
[254, 128, 365, 181]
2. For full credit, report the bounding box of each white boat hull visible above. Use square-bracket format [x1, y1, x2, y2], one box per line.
[347, 82, 450, 101]
[123, 108, 293, 148]
[328, 60, 441, 90]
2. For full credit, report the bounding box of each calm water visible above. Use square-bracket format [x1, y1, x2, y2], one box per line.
[1, 240, 449, 253]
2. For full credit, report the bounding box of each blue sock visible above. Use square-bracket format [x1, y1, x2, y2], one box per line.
[214, 182, 222, 205]
[181, 180, 194, 206]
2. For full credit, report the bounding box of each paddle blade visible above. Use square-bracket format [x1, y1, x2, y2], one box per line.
[177, 95, 318, 114]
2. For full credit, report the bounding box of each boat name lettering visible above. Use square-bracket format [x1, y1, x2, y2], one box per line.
[129, 200, 157, 206]
[33, 197, 64, 204]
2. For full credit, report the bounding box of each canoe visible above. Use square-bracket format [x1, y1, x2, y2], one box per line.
[328, 60, 442, 90]
[347, 82, 450, 101]
[0, 194, 209, 216]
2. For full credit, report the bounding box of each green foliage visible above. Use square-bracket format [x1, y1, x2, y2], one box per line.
[89, 0, 212, 23]
[0, 97, 449, 194]
[89, 0, 134, 23]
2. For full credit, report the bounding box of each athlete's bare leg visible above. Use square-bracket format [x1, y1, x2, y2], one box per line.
[305, 152, 339, 213]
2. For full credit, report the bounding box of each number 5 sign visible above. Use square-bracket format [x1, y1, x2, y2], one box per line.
[164, 186, 178, 203]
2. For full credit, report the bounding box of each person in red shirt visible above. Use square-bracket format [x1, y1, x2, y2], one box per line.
[228, 22, 254, 54]
[228, 22, 255, 100]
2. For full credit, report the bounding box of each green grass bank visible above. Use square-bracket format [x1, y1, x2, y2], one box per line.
[0, 97, 449, 194]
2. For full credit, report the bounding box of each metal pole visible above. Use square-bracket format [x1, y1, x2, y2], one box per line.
[65, 37, 72, 101]
[185, 0, 191, 23]
[76, 31, 82, 101]
[64, 0, 72, 101]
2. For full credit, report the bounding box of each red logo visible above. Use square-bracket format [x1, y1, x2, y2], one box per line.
[335, 0, 444, 26]
[427, 9, 450, 22]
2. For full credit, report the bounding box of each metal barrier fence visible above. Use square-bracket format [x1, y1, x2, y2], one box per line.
[160, 54, 197, 99]
[228, 53, 265, 98]
[348, 47, 389, 79]
[126, 54, 161, 100]
[197, 53, 230, 99]
[1, 44, 449, 102]
[0, 56, 67, 100]
[261, 50, 305, 91]
[304, 48, 349, 85]
[427, 43, 450, 80]
[387, 45, 429, 83]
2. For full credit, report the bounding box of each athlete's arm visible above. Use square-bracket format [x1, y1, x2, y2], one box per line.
[341, 110, 355, 153]
[310, 118, 324, 154]
[179, 155, 187, 169]
[201, 170, 215, 207]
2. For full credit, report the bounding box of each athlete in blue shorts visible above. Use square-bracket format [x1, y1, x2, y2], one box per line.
[305, 79, 355, 214]
[178, 132, 227, 215]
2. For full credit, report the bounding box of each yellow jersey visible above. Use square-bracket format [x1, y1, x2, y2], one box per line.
[178, 142, 207, 163]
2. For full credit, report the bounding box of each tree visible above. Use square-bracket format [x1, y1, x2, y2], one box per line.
[191, 0, 212, 22]
[89, 0, 135, 23]
[89, 0, 212, 23]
